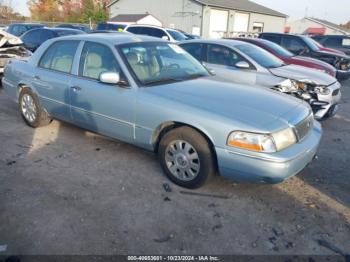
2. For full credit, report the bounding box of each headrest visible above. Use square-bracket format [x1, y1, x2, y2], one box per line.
[85, 53, 102, 68]
[126, 52, 139, 65]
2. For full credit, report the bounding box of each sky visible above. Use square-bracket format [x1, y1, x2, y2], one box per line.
[253, 0, 350, 24]
[9, 0, 350, 25]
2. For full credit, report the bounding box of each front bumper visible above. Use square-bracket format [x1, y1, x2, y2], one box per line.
[215, 121, 322, 184]
[313, 82, 342, 120]
[336, 69, 350, 81]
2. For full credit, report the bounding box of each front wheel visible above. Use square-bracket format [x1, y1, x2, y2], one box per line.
[158, 126, 215, 189]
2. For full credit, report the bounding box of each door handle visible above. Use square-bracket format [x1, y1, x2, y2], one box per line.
[34, 75, 41, 80]
[71, 86, 82, 92]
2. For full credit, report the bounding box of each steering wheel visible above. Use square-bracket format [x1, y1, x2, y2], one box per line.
[151, 63, 180, 77]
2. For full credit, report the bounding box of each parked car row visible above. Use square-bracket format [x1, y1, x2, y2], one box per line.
[1, 22, 346, 188]
[259, 33, 350, 80]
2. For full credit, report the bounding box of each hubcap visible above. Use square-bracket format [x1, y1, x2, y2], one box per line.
[165, 140, 200, 181]
[21, 94, 37, 123]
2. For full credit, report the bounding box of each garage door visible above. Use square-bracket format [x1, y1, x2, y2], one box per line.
[209, 9, 228, 39]
[233, 12, 250, 33]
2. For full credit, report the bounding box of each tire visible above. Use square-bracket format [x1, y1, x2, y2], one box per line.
[18, 87, 51, 128]
[158, 126, 215, 189]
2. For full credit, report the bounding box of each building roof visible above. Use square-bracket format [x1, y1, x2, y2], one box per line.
[194, 0, 286, 17]
[110, 14, 149, 22]
[107, 0, 287, 18]
[307, 17, 350, 34]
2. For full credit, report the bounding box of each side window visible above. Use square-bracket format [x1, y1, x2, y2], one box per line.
[324, 37, 342, 47]
[39, 40, 79, 73]
[282, 37, 307, 54]
[79, 42, 121, 80]
[151, 28, 168, 39]
[261, 34, 281, 44]
[181, 43, 204, 61]
[207, 44, 246, 67]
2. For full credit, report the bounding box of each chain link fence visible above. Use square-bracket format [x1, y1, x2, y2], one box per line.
[0, 19, 92, 28]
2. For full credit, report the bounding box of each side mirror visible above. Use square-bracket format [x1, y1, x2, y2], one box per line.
[162, 35, 170, 41]
[100, 72, 120, 85]
[235, 61, 250, 69]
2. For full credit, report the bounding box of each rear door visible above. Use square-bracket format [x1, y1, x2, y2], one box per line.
[32, 40, 80, 122]
[204, 43, 257, 85]
[69, 41, 135, 142]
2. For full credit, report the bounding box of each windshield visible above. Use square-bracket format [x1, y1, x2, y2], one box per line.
[166, 29, 188, 41]
[235, 44, 285, 68]
[302, 36, 320, 51]
[260, 40, 294, 58]
[119, 42, 209, 86]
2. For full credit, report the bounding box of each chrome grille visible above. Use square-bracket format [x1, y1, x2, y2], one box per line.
[294, 114, 314, 141]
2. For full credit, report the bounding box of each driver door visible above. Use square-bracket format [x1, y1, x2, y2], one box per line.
[204, 44, 257, 85]
[70, 41, 135, 143]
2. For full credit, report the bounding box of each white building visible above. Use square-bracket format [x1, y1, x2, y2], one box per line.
[287, 17, 350, 36]
[107, 0, 287, 38]
[109, 14, 163, 27]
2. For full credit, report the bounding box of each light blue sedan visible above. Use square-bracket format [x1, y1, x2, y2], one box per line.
[1, 34, 322, 188]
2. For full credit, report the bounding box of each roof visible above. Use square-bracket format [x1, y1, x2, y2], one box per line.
[179, 38, 253, 47]
[194, 0, 286, 17]
[107, 0, 287, 18]
[306, 27, 326, 35]
[57, 33, 165, 45]
[110, 14, 150, 22]
[306, 17, 350, 34]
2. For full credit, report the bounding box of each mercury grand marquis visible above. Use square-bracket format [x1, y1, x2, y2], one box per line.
[2, 34, 322, 188]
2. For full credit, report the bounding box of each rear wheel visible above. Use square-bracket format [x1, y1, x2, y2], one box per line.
[19, 88, 51, 128]
[158, 126, 215, 189]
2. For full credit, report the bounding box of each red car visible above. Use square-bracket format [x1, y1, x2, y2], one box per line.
[229, 37, 337, 78]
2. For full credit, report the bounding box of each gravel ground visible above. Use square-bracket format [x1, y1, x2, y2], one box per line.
[0, 80, 349, 256]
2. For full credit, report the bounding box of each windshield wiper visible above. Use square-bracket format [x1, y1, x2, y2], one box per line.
[185, 73, 208, 80]
[143, 78, 183, 86]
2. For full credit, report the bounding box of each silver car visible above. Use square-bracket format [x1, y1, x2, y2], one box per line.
[179, 39, 341, 120]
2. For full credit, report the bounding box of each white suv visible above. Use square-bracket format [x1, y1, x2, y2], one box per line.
[124, 25, 187, 42]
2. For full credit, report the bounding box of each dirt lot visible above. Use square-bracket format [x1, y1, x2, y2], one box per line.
[0, 80, 349, 256]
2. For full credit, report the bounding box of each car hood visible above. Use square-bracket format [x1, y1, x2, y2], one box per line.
[269, 64, 336, 86]
[319, 47, 346, 56]
[293, 56, 336, 71]
[0, 30, 23, 47]
[145, 78, 309, 131]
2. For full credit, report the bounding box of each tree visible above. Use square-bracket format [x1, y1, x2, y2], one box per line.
[28, 0, 61, 22]
[27, 0, 109, 23]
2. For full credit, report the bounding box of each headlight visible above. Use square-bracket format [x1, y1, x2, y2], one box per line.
[271, 128, 297, 151]
[277, 79, 299, 93]
[227, 131, 276, 153]
[227, 128, 297, 153]
[314, 86, 330, 95]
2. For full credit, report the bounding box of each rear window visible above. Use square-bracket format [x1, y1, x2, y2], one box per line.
[260, 34, 282, 44]
[97, 23, 126, 31]
[56, 30, 83, 36]
[167, 29, 187, 41]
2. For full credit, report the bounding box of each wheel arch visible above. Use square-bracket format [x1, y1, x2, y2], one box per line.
[152, 121, 218, 170]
